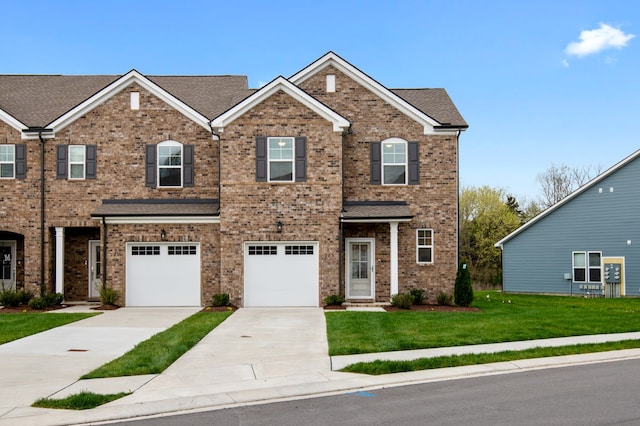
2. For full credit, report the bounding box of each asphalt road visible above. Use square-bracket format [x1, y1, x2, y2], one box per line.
[119, 359, 640, 426]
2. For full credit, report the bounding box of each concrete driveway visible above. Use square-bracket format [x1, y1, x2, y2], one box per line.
[0, 307, 199, 414]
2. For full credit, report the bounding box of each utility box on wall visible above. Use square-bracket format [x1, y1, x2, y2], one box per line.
[604, 262, 622, 298]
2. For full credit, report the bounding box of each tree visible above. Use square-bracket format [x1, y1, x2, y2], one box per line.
[537, 163, 602, 208]
[459, 186, 522, 285]
[454, 258, 473, 307]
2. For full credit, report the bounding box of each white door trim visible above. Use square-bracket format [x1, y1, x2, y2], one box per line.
[88, 240, 101, 299]
[346, 238, 375, 299]
[0, 240, 16, 290]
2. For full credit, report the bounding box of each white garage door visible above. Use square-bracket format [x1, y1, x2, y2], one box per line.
[126, 243, 201, 306]
[244, 242, 319, 307]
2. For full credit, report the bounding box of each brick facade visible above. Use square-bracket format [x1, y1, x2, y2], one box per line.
[0, 53, 466, 306]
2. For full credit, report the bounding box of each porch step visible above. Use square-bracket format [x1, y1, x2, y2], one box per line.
[342, 301, 391, 308]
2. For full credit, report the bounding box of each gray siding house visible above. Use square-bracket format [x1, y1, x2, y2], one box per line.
[496, 150, 640, 297]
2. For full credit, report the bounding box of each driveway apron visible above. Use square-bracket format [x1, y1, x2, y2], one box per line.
[0, 307, 199, 412]
[118, 308, 331, 404]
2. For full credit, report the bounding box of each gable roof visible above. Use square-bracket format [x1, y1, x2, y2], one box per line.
[211, 76, 350, 133]
[496, 149, 640, 248]
[290, 51, 467, 134]
[0, 73, 249, 135]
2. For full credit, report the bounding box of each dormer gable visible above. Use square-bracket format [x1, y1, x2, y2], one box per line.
[211, 76, 350, 133]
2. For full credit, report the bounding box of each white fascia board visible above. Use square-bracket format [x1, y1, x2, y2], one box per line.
[341, 218, 412, 223]
[0, 109, 28, 135]
[495, 148, 640, 248]
[211, 76, 350, 133]
[290, 52, 442, 134]
[97, 216, 220, 225]
[48, 70, 210, 133]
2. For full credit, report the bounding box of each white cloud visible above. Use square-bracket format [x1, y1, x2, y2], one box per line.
[562, 59, 569, 68]
[566, 23, 635, 57]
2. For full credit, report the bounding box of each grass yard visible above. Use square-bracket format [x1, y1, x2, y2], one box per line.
[0, 313, 98, 345]
[326, 291, 640, 356]
[82, 311, 233, 379]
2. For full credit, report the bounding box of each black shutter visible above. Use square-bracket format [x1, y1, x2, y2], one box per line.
[370, 142, 381, 185]
[408, 141, 419, 185]
[56, 145, 67, 179]
[183, 144, 194, 187]
[295, 137, 306, 182]
[256, 136, 267, 182]
[15, 144, 26, 179]
[86, 145, 97, 179]
[145, 144, 157, 187]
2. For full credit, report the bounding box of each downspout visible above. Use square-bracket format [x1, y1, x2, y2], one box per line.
[339, 128, 349, 296]
[101, 217, 107, 291]
[38, 130, 46, 297]
[455, 129, 461, 264]
[209, 124, 221, 205]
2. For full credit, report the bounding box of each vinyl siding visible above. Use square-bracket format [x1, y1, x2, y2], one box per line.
[502, 156, 640, 296]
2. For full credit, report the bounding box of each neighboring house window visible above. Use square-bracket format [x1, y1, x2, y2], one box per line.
[0, 145, 15, 178]
[573, 251, 602, 282]
[255, 136, 307, 183]
[56, 145, 96, 179]
[68, 145, 86, 179]
[370, 139, 419, 185]
[157, 141, 183, 187]
[145, 141, 194, 188]
[417, 229, 434, 264]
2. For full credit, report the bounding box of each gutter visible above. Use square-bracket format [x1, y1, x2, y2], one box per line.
[31, 127, 53, 296]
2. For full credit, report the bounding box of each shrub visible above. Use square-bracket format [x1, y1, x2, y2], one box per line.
[18, 290, 34, 305]
[99, 287, 120, 306]
[324, 294, 345, 306]
[43, 292, 64, 306]
[28, 297, 48, 310]
[212, 293, 230, 307]
[409, 288, 425, 305]
[391, 293, 414, 310]
[454, 259, 474, 307]
[437, 292, 453, 306]
[0, 288, 22, 307]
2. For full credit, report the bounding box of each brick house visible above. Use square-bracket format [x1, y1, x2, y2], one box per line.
[0, 52, 467, 307]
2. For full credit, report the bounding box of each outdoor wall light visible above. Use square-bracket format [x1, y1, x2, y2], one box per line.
[277, 221, 283, 233]
[161, 229, 167, 241]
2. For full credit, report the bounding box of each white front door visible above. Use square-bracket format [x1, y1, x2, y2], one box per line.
[88, 240, 101, 299]
[0, 241, 16, 291]
[346, 239, 375, 299]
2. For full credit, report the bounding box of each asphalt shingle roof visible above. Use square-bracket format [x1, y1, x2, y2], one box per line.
[341, 201, 413, 220]
[391, 88, 467, 128]
[91, 199, 220, 217]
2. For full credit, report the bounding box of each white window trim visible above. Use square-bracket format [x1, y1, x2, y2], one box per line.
[267, 137, 295, 183]
[416, 228, 434, 264]
[0, 144, 15, 179]
[157, 140, 183, 188]
[572, 251, 602, 283]
[68, 145, 86, 180]
[381, 137, 407, 185]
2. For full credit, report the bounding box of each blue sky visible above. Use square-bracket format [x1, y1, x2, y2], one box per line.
[1, 0, 638, 203]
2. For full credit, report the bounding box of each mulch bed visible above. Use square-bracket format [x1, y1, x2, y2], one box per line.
[325, 304, 480, 313]
[0, 304, 67, 313]
[200, 305, 238, 313]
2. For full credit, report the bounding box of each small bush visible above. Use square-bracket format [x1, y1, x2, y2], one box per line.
[212, 293, 230, 307]
[0, 289, 22, 307]
[99, 287, 120, 306]
[43, 292, 64, 306]
[324, 294, 345, 306]
[18, 290, 34, 305]
[391, 293, 414, 310]
[409, 288, 425, 305]
[28, 297, 48, 310]
[454, 259, 474, 307]
[437, 292, 453, 306]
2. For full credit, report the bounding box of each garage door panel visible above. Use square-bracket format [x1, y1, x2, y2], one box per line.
[244, 243, 319, 307]
[126, 243, 200, 307]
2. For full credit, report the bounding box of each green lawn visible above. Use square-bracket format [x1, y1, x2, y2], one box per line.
[326, 291, 640, 356]
[0, 313, 98, 345]
[82, 311, 233, 379]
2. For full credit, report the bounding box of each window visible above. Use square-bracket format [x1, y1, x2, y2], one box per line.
[248, 245, 278, 255]
[573, 251, 601, 282]
[285, 245, 314, 255]
[417, 229, 434, 264]
[268, 137, 294, 182]
[382, 140, 407, 184]
[168, 245, 197, 255]
[69, 145, 86, 179]
[0, 145, 15, 178]
[131, 246, 160, 256]
[158, 141, 183, 187]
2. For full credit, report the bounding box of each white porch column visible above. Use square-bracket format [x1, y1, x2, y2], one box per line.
[390, 221, 399, 296]
[55, 227, 64, 295]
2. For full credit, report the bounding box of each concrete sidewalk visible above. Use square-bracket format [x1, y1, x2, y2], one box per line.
[2, 307, 640, 426]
